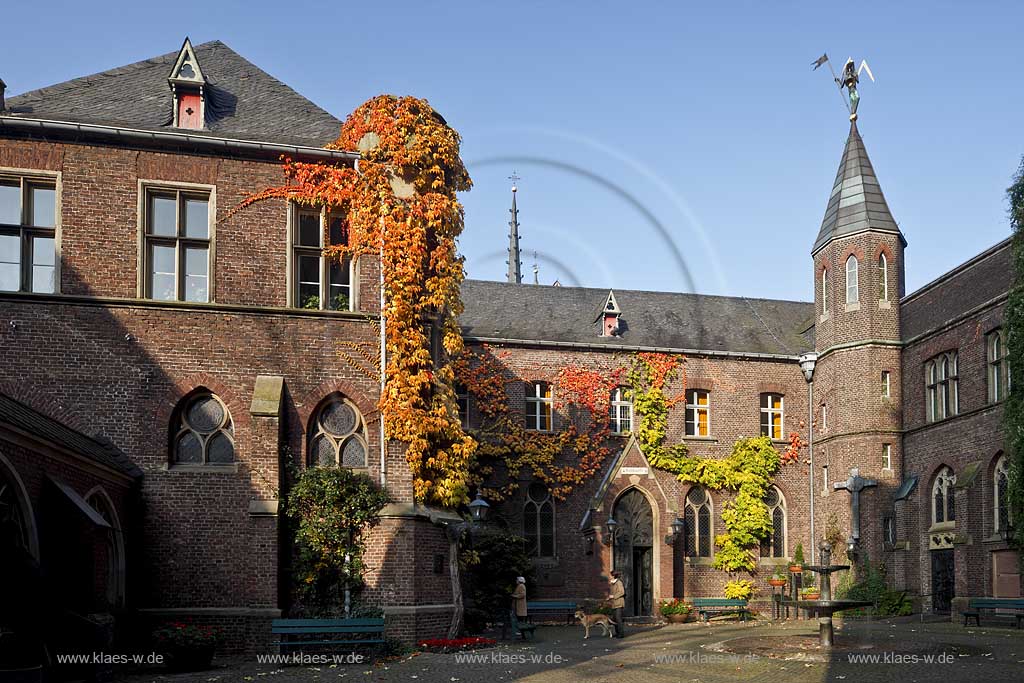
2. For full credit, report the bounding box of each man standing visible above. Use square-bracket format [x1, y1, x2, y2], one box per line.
[608, 571, 625, 638]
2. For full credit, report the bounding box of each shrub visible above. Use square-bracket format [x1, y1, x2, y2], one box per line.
[724, 579, 755, 600]
[152, 622, 222, 649]
[459, 529, 534, 628]
[835, 555, 912, 616]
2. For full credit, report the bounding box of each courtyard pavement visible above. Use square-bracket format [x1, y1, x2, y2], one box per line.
[118, 617, 1024, 683]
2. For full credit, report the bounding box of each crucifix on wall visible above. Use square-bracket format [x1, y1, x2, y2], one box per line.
[833, 467, 878, 542]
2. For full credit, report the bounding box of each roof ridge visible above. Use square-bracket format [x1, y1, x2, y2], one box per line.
[461, 278, 812, 306]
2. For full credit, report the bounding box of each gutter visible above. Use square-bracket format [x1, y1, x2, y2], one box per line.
[0, 115, 359, 164]
[462, 335, 803, 362]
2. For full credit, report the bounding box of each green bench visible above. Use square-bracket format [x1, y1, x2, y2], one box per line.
[526, 600, 577, 624]
[961, 598, 1024, 628]
[271, 618, 386, 651]
[691, 598, 750, 623]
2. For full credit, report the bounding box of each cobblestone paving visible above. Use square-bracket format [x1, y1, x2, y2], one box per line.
[118, 618, 1024, 683]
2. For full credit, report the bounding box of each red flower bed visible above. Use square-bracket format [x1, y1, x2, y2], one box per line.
[417, 637, 496, 652]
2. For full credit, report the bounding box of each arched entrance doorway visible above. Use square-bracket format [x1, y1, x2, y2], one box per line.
[613, 489, 654, 617]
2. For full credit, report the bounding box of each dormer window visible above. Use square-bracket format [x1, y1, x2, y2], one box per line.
[167, 38, 207, 130]
[600, 290, 622, 337]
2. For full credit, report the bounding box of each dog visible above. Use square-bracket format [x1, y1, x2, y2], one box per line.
[574, 609, 615, 639]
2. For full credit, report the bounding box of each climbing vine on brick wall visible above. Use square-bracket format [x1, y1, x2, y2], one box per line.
[234, 95, 476, 507]
[1004, 157, 1024, 548]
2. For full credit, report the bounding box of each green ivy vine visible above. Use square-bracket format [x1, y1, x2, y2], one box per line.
[628, 353, 782, 573]
[1004, 157, 1024, 549]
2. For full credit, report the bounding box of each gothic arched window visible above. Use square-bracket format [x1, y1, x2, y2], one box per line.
[172, 391, 235, 464]
[760, 486, 787, 558]
[309, 395, 368, 468]
[821, 268, 829, 314]
[523, 482, 554, 557]
[995, 454, 1011, 533]
[878, 253, 889, 301]
[683, 487, 712, 558]
[86, 489, 124, 608]
[845, 255, 859, 304]
[932, 466, 956, 525]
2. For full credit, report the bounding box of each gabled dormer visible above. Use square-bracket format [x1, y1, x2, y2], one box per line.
[600, 290, 622, 337]
[167, 38, 207, 130]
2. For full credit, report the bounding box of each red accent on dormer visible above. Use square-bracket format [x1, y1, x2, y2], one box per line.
[603, 313, 620, 337]
[177, 92, 202, 129]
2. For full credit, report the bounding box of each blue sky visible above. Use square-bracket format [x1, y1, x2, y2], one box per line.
[5, 1, 1022, 300]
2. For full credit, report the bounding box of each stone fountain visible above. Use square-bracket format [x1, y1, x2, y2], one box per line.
[779, 541, 872, 647]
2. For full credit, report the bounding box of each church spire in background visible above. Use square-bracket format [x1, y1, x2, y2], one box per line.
[506, 173, 522, 284]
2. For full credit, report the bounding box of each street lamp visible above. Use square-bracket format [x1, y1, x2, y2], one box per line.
[468, 491, 491, 524]
[799, 351, 818, 561]
[665, 516, 685, 546]
[604, 516, 619, 546]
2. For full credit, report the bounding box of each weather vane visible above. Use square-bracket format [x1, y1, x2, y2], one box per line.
[813, 54, 875, 121]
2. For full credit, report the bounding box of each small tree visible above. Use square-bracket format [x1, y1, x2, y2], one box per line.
[459, 529, 534, 633]
[286, 467, 390, 616]
[1004, 158, 1024, 548]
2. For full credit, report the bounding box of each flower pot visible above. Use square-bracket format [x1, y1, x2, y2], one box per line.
[768, 578, 787, 587]
[801, 593, 820, 601]
[788, 564, 803, 573]
[164, 644, 215, 672]
[665, 613, 693, 624]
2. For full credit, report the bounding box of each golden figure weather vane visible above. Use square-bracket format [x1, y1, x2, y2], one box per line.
[813, 53, 876, 121]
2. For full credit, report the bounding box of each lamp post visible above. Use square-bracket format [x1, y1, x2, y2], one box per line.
[468, 491, 491, 524]
[664, 516, 685, 546]
[799, 352, 818, 561]
[604, 516, 618, 546]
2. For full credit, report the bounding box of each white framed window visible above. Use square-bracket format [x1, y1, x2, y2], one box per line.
[926, 352, 958, 422]
[142, 185, 212, 302]
[994, 454, 1011, 533]
[988, 329, 1008, 403]
[1, 175, 58, 293]
[609, 387, 633, 434]
[523, 482, 555, 557]
[685, 389, 710, 437]
[759, 486, 787, 558]
[760, 393, 784, 440]
[882, 444, 892, 470]
[171, 391, 235, 465]
[821, 267, 829, 314]
[308, 394, 368, 468]
[683, 487, 713, 558]
[292, 205, 354, 311]
[878, 253, 889, 301]
[525, 381, 553, 431]
[845, 255, 859, 304]
[882, 371, 891, 398]
[932, 466, 956, 525]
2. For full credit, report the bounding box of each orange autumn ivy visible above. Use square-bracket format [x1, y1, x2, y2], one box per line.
[235, 95, 475, 506]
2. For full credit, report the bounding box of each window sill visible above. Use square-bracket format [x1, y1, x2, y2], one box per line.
[757, 557, 790, 567]
[845, 302, 861, 312]
[928, 521, 956, 533]
[165, 463, 240, 473]
[982, 532, 1011, 545]
[683, 557, 715, 566]
[878, 299, 891, 310]
[819, 312, 830, 323]
[683, 436, 717, 443]
[880, 467, 895, 477]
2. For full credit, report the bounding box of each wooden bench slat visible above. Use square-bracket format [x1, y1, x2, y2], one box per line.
[275, 640, 385, 646]
[273, 619, 385, 627]
[274, 627, 385, 635]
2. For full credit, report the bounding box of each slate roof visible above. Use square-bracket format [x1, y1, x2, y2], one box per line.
[4, 40, 343, 148]
[0, 392, 141, 478]
[459, 280, 814, 356]
[812, 121, 904, 254]
[901, 237, 1012, 341]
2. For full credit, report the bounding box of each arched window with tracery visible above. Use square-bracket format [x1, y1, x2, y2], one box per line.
[995, 454, 1011, 533]
[932, 466, 956, 525]
[523, 482, 554, 557]
[308, 394, 368, 468]
[171, 391, 235, 464]
[683, 487, 712, 558]
[759, 486, 787, 558]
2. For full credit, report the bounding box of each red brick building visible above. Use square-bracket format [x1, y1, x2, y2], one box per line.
[0, 39, 1019, 664]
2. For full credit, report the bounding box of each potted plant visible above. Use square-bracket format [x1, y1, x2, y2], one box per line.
[767, 572, 788, 587]
[659, 598, 694, 623]
[800, 585, 821, 601]
[789, 544, 805, 573]
[153, 622, 222, 672]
